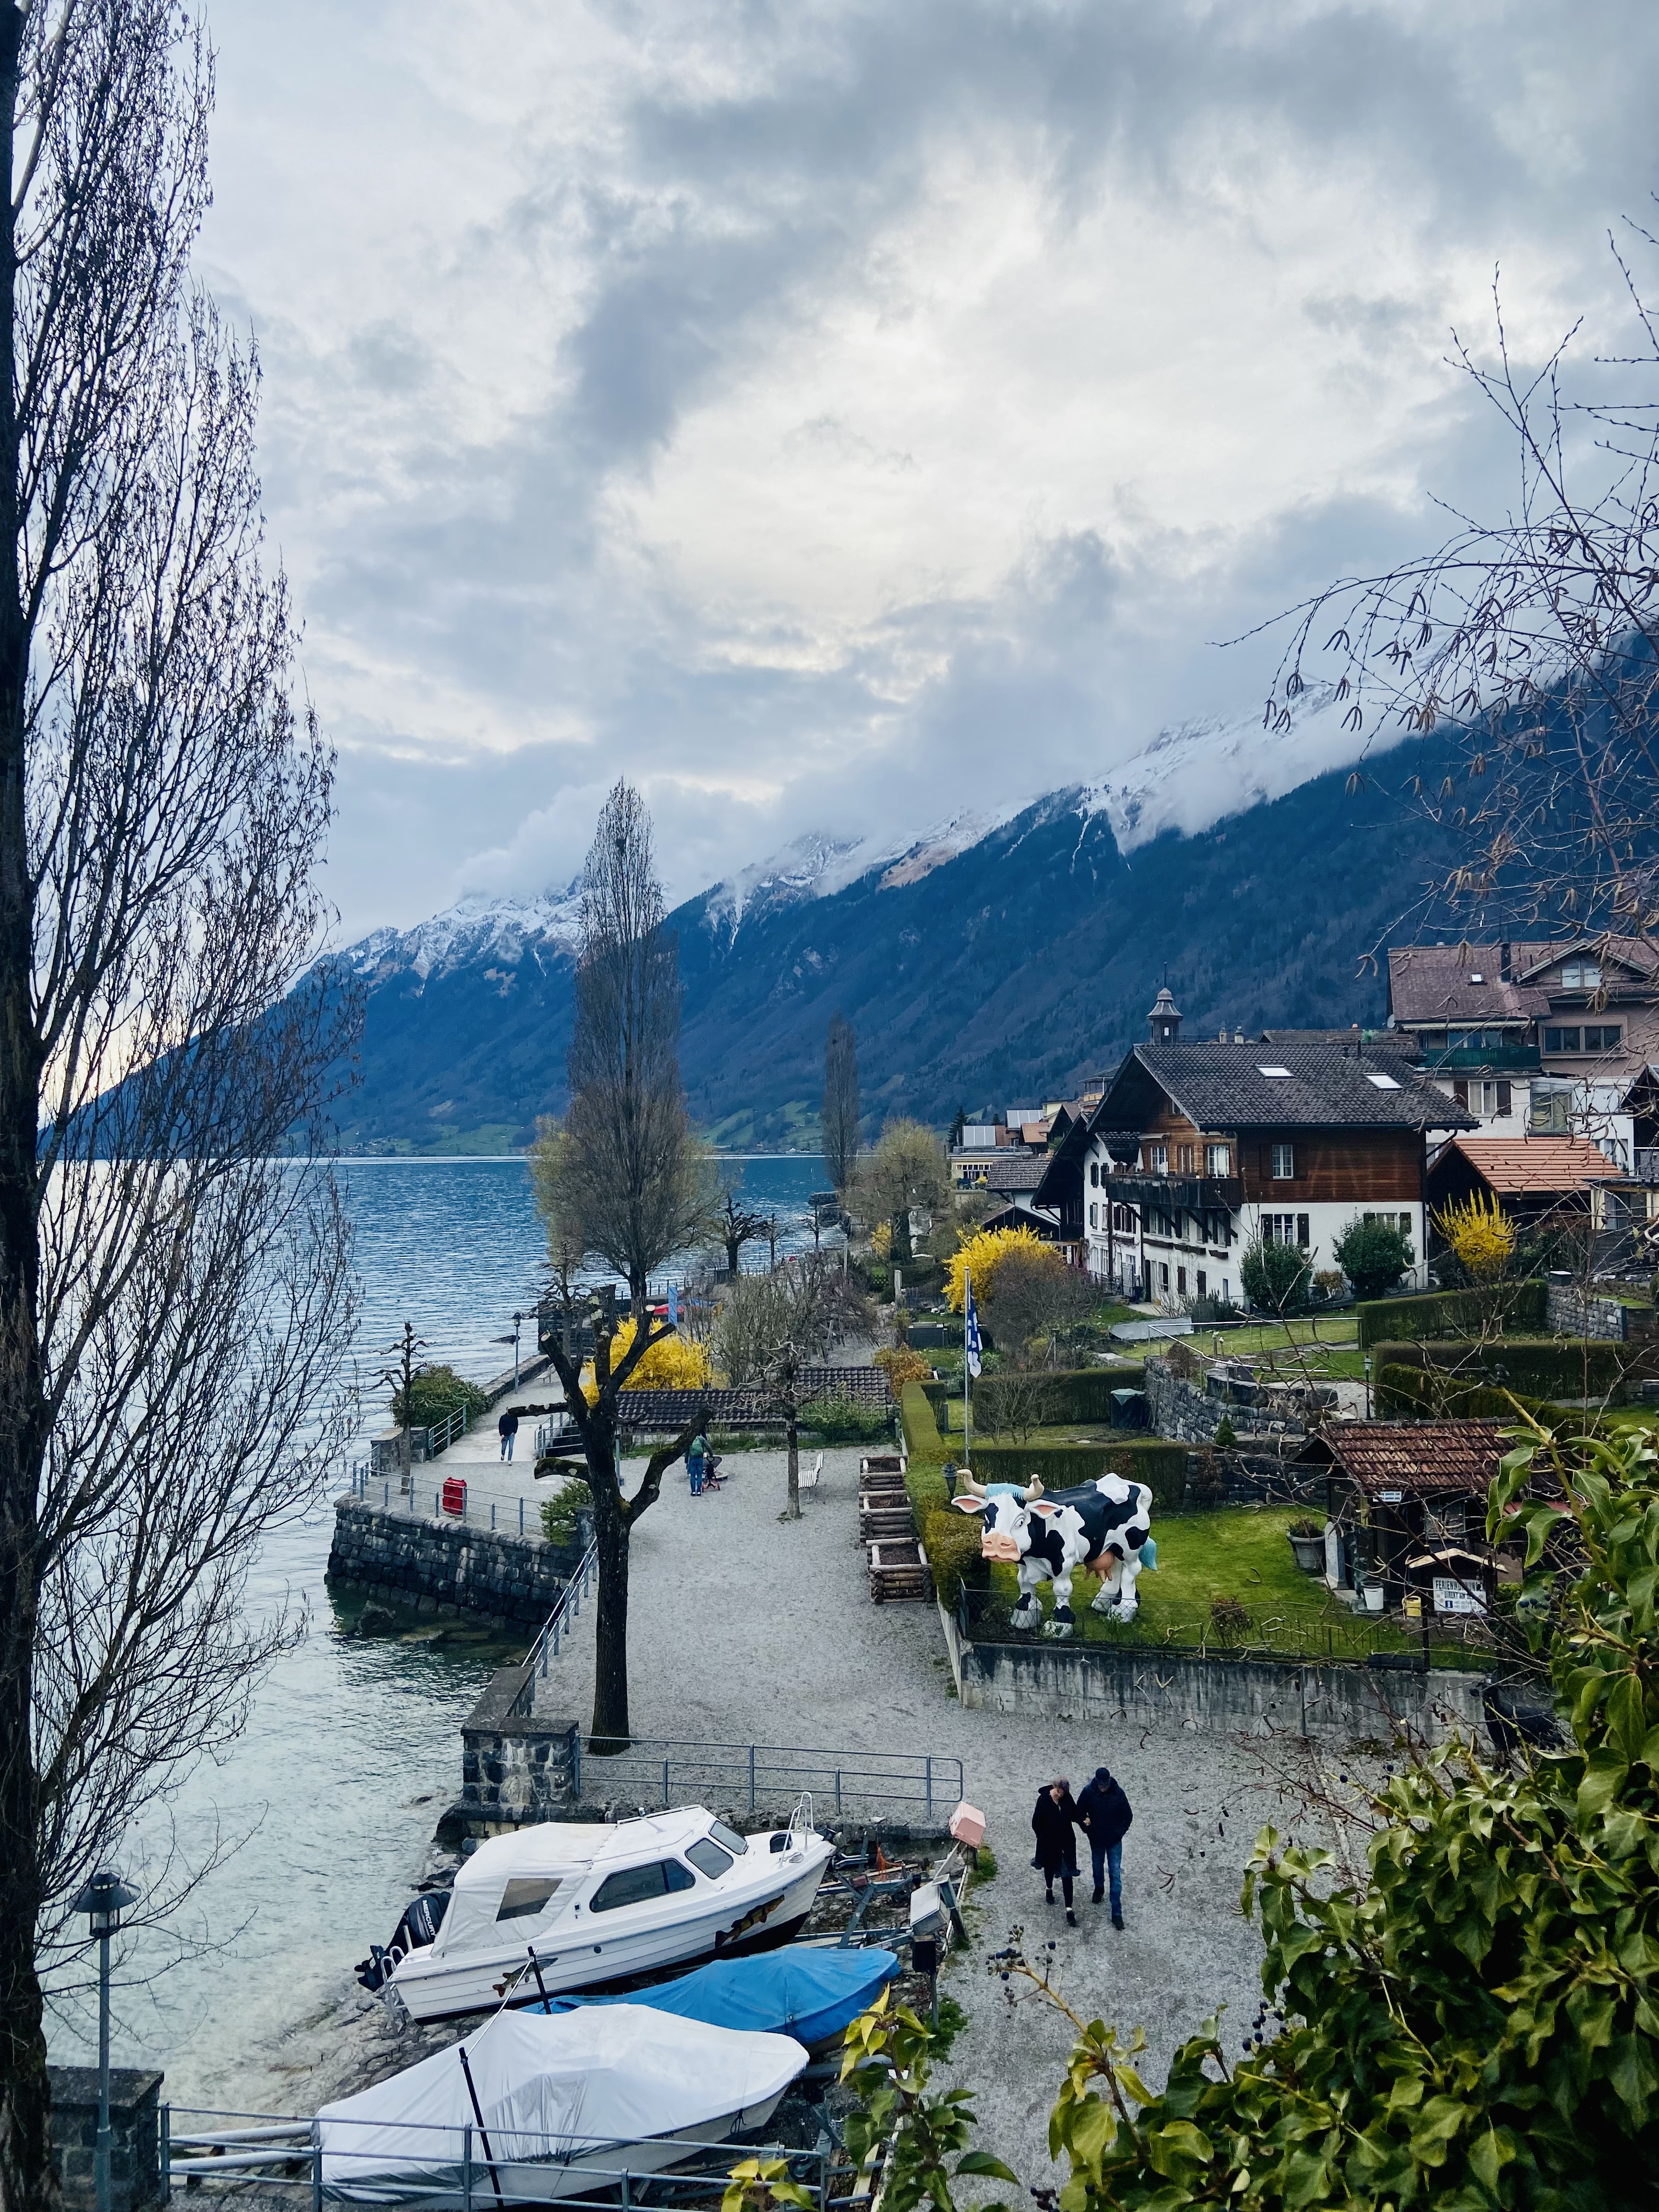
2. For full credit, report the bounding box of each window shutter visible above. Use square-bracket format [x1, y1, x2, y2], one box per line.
[1297, 1214, 1310, 1248]
[1496, 1080, 1511, 1115]
[1453, 1078, 1469, 1107]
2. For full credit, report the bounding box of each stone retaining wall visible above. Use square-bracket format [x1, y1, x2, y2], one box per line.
[937, 1600, 1487, 1745]
[326, 1499, 579, 1629]
[453, 1664, 582, 1832]
[1545, 1279, 1656, 1343]
[1143, 1355, 1333, 1446]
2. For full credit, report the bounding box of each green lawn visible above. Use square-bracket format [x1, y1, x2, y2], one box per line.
[980, 1504, 1487, 1669]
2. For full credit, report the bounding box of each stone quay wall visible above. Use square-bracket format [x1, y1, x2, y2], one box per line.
[937, 1600, 1487, 1746]
[48, 2067, 162, 2212]
[326, 1499, 579, 1630]
[453, 1664, 582, 1833]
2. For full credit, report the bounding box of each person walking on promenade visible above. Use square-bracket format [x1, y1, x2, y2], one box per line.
[497, 1407, 520, 1463]
[1076, 1764, 1133, 1929]
[1031, 1777, 1081, 1926]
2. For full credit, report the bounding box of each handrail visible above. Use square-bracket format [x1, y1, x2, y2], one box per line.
[510, 1537, 599, 1713]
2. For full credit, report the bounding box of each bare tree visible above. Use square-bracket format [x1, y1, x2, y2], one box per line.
[1259, 225, 1659, 953]
[0, 10, 358, 2200]
[822, 1013, 860, 1196]
[849, 1118, 950, 1265]
[712, 1176, 769, 1278]
[715, 1256, 854, 1519]
[982, 1245, 1096, 1367]
[532, 783, 706, 1748]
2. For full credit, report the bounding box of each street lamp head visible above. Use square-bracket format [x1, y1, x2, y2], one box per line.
[71, 1870, 139, 1936]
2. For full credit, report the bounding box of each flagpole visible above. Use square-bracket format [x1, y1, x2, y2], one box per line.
[963, 1269, 973, 1470]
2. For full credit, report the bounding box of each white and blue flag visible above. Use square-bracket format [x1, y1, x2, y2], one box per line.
[964, 1271, 982, 1379]
[668, 1281, 680, 1327]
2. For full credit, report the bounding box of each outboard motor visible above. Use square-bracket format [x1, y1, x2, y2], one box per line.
[354, 1889, 450, 1993]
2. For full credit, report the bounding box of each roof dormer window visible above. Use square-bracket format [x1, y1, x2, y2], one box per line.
[1468, 972, 1484, 984]
[1257, 1065, 1291, 1078]
[1562, 960, 1602, 990]
[1365, 1071, 1402, 1089]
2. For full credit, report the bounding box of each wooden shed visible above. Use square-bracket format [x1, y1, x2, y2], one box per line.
[1295, 1420, 1511, 1613]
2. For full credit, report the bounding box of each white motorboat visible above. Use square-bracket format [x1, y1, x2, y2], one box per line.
[317, 2002, 806, 2205]
[388, 1802, 834, 2024]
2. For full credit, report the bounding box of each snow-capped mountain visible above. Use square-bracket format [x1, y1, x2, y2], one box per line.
[337, 883, 585, 981]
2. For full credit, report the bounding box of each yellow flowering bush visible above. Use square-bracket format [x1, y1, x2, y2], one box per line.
[580, 1317, 711, 1402]
[944, 1224, 1048, 1313]
[1432, 1190, 1516, 1280]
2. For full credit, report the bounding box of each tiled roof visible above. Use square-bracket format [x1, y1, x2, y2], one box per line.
[1258, 1028, 1415, 1049]
[1119, 1042, 1472, 1132]
[1389, 936, 1659, 1025]
[1437, 1134, 1620, 1193]
[1302, 1420, 1505, 1497]
[958, 1151, 1049, 1192]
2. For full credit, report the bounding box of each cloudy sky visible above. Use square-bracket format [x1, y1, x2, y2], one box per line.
[199, 0, 1659, 939]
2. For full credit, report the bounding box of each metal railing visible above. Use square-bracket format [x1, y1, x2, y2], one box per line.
[162, 2106, 860, 2211]
[573, 1737, 963, 1820]
[349, 1469, 546, 1540]
[510, 1538, 599, 1713]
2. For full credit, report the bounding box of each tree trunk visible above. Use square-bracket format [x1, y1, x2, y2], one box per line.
[786, 1413, 800, 1521]
[0, 8, 54, 2203]
[725, 1233, 741, 1276]
[589, 1493, 632, 1753]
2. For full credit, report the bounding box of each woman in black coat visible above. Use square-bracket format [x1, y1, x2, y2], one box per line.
[1031, 1778, 1081, 1923]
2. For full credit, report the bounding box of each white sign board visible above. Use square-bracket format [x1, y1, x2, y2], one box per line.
[1432, 1576, 1487, 1616]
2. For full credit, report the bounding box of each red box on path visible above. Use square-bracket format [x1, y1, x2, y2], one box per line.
[441, 1475, 467, 1516]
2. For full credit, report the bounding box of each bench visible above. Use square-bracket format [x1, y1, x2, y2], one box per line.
[798, 1451, 824, 1492]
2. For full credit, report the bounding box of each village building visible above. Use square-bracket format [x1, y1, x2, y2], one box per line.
[1036, 992, 1472, 1302]
[1386, 935, 1659, 1165]
[1423, 1133, 1622, 1234]
[1294, 1420, 1511, 1611]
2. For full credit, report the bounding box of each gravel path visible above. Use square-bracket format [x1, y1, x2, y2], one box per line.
[536, 1442, 1339, 2188]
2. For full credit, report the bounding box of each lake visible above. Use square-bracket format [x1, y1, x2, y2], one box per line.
[46, 1154, 830, 2108]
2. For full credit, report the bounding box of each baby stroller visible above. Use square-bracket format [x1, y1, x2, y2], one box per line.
[701, 1451, 726, 1491]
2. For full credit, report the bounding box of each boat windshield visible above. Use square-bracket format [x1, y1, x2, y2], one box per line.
[684, 1838, 734, 1881]
[710, 1821, 748, 1855]
[496, 1877, 565, 1922]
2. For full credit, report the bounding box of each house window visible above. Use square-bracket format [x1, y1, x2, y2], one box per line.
[1089, 1162, 1099, 1186]
[1262, 1214, 1309, 1247]
[1149, 1143, 1168, 1174]
[1089, 1202, 1098, 1229]
[1270, 1143, 1295, 1180]
[1177, 1267, 1187, 1296]
[1585, 1025, 1621, 1052]
[1205, 1143, 1231, 1175]
[1160, 1263, 1170, 1293]
[1398, 1213, 1412, 1236]
[1562, 960, 1602, 989]
[1544, 1027, 1581, 1053]
[1532, 1087, 1573, 1133]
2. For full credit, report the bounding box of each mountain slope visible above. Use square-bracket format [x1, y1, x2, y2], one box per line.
[326, 726, 1464, 1153]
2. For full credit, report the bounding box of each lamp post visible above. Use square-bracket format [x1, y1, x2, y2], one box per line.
[511, 1310, 524, 1390]
[71, 1870, 140, 2212]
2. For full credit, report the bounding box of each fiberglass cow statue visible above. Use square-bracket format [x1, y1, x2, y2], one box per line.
[952, 1472, 1156, 1638]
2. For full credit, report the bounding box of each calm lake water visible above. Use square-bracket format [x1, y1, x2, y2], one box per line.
[47, 1154, 828, 2109]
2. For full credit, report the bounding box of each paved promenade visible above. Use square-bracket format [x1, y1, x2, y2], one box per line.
[534, 1441, 1339, 2186]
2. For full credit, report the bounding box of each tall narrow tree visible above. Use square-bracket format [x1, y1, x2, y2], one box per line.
[0, 10, 357, 2202]
[822, 1013, 860, 1195]
[532, 782, 707, 1746]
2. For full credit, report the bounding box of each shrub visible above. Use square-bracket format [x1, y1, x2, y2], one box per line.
[923, 1510, 987, 1607]
[1211, 1414, 1237, 1451]
[1208, 1594, 1251, 1639]
[1372, 1334, 1640, 1405]
[582, 1318, 710, 1402]
[900, 1379, 946, 1462]
[944, 1224, 1050, 1314]
[968, 1437, 1190, 1511]
[1331, 1213, 1414, 1300]
[1287, 1515, 1323, 1539]
[392, 1363, 490, 1430]
[798, 1392, 891, 1443]
[1240, 1234, 1311, 1315]
[874, 1345, 931, 1390]
[1187, 1448, 1228, 1506]
[539, 1475, 590, 1547]
[1433, 1188, 1516, 1279]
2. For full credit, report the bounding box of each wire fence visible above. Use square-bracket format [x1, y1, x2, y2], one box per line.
[572, 1739, 964, 1821]
[955, 1584, 1497, 1672]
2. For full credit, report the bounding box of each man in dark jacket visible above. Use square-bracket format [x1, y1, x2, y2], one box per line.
[1076, 1765, 1132, 1928]
[1030, 1778, 1081, 1926]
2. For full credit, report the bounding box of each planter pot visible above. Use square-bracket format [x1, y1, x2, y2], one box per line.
[1363, 1584, 1385, 1613]
[1288, 1533, 1325, 1574]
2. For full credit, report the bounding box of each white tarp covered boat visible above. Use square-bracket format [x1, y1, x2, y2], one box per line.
[316, 2004, 806, 2205]
[388, 1804, 833, 2024]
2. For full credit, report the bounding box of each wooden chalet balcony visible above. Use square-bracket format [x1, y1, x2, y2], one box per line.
[1101, 1171, 1243, 1211]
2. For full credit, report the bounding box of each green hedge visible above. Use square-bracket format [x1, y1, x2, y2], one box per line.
[1372, 1363, 1632, 1441]
[969, 1437, 1191, 1512]
[1372, 1334, 1642, 1404]
[922, 1510, 987, 1607]
[901, 1379, 946, 1461]
[921, 1366, 1146, 1434]
[1356, 1280, 1545, 1351]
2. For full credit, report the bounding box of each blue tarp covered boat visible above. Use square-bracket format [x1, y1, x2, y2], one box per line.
[531, 1947, 900, 2049]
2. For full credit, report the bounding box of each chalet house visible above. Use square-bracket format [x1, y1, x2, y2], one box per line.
[1036, 992, 1472, 1302]
[1387, 936, 1659, 1163]
[1424, 1133, 1622, 1235]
